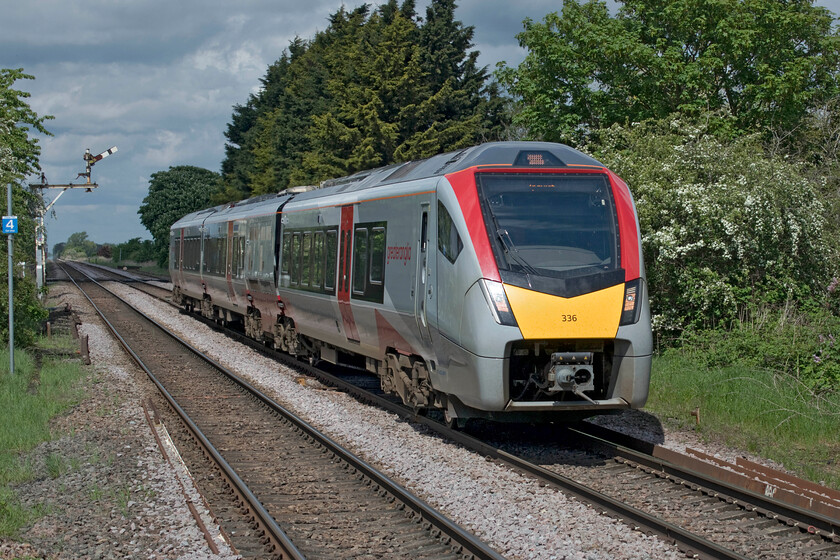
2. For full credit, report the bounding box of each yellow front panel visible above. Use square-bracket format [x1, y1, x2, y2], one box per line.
[504, 283, 624, 339]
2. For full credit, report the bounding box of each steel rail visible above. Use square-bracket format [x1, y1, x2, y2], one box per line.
[569, 422, 840, 541]
[180, 316, 748, 560]
[60, 261, 506, 560]
[60, 262, 305, 560]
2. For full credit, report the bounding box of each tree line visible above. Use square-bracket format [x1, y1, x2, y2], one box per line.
[139, 0, 505, 266]
[52, 232, 157, 264]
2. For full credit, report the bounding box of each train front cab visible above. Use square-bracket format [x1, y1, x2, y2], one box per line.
[431, 161, 653, 422]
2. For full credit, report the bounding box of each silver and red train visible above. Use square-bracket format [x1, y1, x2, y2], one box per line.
[169, 141, 652, 423]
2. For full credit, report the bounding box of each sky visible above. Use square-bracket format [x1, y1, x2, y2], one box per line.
[2, 0, 839, 253]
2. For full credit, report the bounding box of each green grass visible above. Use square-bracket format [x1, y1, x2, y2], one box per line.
[0, 343, 88, 537]
[647, 350, 840, 489]
[0, 486, 47, 538]
[89, 257, 170, 279]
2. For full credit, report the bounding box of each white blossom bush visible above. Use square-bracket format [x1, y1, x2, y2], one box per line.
[587, 116, 834, 338]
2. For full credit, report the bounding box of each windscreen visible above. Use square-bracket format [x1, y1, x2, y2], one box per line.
[476, 173, 620, 278]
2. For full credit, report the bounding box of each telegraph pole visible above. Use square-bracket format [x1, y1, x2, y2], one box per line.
[29, 146, 117, 293]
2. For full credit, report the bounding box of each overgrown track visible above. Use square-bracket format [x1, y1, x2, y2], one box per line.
[59, 261, 505, 560]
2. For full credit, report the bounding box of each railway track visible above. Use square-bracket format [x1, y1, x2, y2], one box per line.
[58, 261, 505, 560]
[63, 260, 840, 559]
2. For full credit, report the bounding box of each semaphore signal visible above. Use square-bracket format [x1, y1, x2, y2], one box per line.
[78, 146, 118, 186]
[29, 145, 119, 293]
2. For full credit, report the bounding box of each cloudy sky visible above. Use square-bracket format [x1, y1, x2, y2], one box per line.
[3, 1, 839, 252]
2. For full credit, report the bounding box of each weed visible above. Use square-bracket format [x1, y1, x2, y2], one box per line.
[45, 453, 65, 479]
[112, 485, 132, 517]
[0, 344, 88, 537]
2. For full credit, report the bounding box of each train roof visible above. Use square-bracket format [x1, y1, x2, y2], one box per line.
[171, 192, 294, 230]
[290, 141, 605, 202]
[171, 141, 607, 230]
[203, 192, 294, 224]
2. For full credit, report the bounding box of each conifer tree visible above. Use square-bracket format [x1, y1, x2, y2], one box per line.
[218, 0, 507, 200]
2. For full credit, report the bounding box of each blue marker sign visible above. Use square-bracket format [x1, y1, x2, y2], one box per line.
[2, 216, 17, 234]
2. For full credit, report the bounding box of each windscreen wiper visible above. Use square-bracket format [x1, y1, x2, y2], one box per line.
[496, 228, 538, 277]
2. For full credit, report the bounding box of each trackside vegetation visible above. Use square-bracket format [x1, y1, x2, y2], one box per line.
[1, 68, 51, 346]
[650, 352, 840, 489]
[0, 343, 87, 537]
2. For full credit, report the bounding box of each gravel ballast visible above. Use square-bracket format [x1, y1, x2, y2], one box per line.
[1, 284, 236, 560]
[4, 279, 798, 559]
[108, 283, 688, 560]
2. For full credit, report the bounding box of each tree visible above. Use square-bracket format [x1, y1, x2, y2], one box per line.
[138, 166, 221, 267]
[219, 0, 507, 199]
[0, 69, 52, 181]
[496, 0, 840, 143]
[63, 231, 97, 258]
[112, 238, 156, 263]
[0, 68, 52, 347]
[586, 115, 833, 335]
[216, 38, 330, 202]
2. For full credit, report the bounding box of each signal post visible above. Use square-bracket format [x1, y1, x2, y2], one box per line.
[29, 146, 117, 293]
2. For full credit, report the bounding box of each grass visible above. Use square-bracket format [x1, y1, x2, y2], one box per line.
[88, 257, 170, 278]
[0, 342, 88, 538]
[646, 350, 840, 490]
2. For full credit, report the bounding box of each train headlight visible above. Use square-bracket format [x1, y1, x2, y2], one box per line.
[619, 278, 644, 326]
[479, 279, 518, 327]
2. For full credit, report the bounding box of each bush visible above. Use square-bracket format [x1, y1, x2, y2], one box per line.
[587, 115, 836, 338]
[679, 306, 840, 392]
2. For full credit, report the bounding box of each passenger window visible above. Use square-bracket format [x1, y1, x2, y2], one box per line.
[281, 233, 291, 275]
[438, 201, 463, 264]
[290, 233, 301, 285]
[234, 236, 245, 278]
[219, 237, 227, 275]
[370, 227, 385, 285]
[353, 228, 368, 294]
[301, 232, 312, 286]
[313, 231, 324, 289]
[325, 229, 338, 291]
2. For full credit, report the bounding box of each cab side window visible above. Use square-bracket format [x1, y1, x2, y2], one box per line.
[438, 201, 463, 264]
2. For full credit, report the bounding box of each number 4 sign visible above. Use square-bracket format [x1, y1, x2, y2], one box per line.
[2, 216, 18, 234]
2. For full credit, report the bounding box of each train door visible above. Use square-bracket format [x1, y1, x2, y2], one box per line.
[338, 205, 360, 343]
[225, 221, 236, 302]
[414, 202, 436, 347]
[176, 229, 184, 286]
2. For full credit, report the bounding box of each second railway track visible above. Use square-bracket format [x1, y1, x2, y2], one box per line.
[59, 261, 504, 560]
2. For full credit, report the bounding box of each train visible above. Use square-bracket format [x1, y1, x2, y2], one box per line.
[169, 141, 652, 424]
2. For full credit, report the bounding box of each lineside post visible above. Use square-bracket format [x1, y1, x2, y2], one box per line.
[5, 182, 14, 376]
